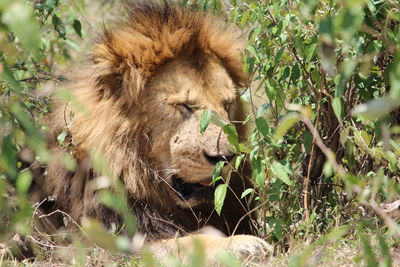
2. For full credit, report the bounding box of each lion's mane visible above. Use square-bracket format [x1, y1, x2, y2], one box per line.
[35, 0, 256, 241]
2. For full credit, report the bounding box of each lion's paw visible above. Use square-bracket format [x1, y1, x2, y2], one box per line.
[224, 235, 273, 262]
[150, 234, 272, 264]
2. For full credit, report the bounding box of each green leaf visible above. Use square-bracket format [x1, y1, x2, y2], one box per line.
[339, 5, 364, 41]
[273, 112, 300, 141]
[294, 36, 304, 58]
[323, 161, 333, 177]
[344, 140, 356, 170]
[279, 66, 291, 82]
[52, 14, 66, 39]
[319, 16, 333, 39]
[271, 161, 293, 186]
[273, 20, 284, 37]
[255, 117, 269, 137]
[257, 103, 270, 118]
[2, 1, 41, 56]
[247, 45, 260, 63]
[212, 161, 225, 182]
[302, 0, 318, 16]
[234, 154, 245, 170]
[246, 57, 255, 75]
[389, 53, 400, 100]
[216, 251, 241, 267]
[383, 151, 397, 172]
[242, 114, 253, 125]
[332, 97, 344, 120]
[142, 247, 157, 267]
[241, 188, 254, 199]
[57, 131, 68, 144]
[99, 191, 126, 213]
[0, 63, 22, 93]
[189, 238, 206, 267]
[60, 153, 76, 171]
[214, 184, 227, 215]
[265, 79, 277, 102]
[305, 43, 317, 63]
[0, 135, 17, 179]
[10, 103, 49, 162]
[352, 95, 399, 121]
[378, 235, 392, 267]
[16, 171, 32, 194]
[311, 68, 322, 88]
[303, 131, 313, 153]
[255, 170, 266, 188]
[239, 10, 249, 27]
[274, 46, 285, 64]
[72, 19, 82, 38]
[210, 110, 227, 127]
[290, 64, 301, 83]
[269, 217, 283, 239]
[239, 143, 252, 153]
[360, 130, 371, 146]
[200, 110, 212, 133]
[360, 234, 378, 267]
[44, 0, 59, 11]
[335, 58, 356, 97]
[116, 236, 131, 253]
[223, 124, 239, 152]
[248, 3, 257, 10]
[81, 218, 119, 252]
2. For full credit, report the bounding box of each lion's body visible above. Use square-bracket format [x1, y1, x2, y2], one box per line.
[31, 1, 265, 254]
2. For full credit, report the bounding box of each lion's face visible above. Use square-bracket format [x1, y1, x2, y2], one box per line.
[142, 55, 238, 207]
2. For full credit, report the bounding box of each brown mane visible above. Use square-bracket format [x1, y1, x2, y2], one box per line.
[92, 0, 246, 105]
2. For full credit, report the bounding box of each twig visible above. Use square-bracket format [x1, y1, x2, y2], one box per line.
[26, 235, 66, 249]
[231, 200, 268, 236]
[300, 116, 346, 178]
[361, 200, 400, 240]
[303, 84, 322, 223]
[19, 76, 56, 83]
[38, 209, 85, 233]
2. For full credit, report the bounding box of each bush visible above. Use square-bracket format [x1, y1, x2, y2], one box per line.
[228, 0, 400, 263]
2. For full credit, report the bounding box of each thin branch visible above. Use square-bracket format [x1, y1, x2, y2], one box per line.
[303, 88, 322, 224]
[361, 200, 400, 240]
[301, 116, 347, 178]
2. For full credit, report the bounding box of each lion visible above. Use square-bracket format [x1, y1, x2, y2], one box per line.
[29, 0, 272, 262]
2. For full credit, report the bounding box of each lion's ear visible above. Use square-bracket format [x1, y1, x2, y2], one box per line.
[90, 29, 156, 105]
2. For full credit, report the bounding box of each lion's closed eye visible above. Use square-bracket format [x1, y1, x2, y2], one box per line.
[175, 103, 201, 116]
[177, 103, 194, 113]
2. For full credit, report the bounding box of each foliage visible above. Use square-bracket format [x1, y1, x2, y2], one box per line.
[225, 0, 400, 263]
[0, 0, 400, 266]
[0, 0, 78, 243]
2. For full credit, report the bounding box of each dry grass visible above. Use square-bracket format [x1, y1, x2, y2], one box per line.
[2, 232, 397, 267]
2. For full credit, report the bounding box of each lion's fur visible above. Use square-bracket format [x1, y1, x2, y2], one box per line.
[32, 0, 257, 241]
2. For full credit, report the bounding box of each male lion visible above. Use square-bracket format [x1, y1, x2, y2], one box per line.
[30, 0, 271, 262]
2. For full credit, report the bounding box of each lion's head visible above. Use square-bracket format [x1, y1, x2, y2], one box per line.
[144, 55, 244, 206]
[60, 1, 248, 210]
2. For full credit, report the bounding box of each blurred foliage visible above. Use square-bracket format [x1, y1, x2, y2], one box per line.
[0, 0, 75, 243]
[1, 0, 400, 266]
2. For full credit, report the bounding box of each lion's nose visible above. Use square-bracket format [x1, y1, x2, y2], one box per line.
[203, 151, 235, 165]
